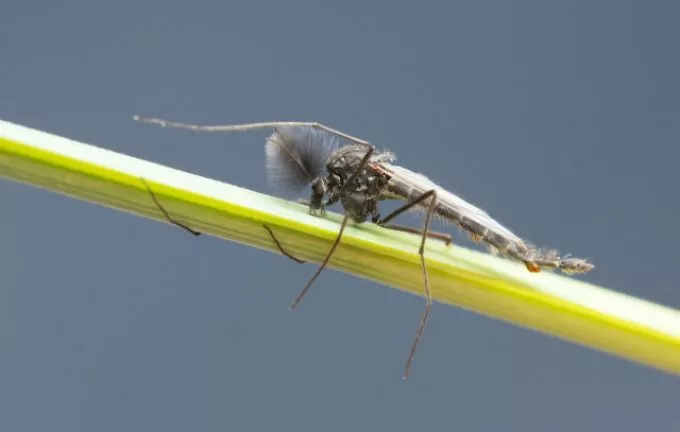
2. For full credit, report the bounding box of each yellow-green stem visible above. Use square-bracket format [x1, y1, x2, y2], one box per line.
[1, 118, 679, 376]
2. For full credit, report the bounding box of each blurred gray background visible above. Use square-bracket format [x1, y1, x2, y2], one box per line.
[1, 1, 679, 430]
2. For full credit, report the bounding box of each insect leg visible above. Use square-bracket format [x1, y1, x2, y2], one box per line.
[144, 178, 304, 265]
[376, 190, 438, 379]
[289, 213, 350, 310]
[290, 136, 373, 295]
[379, 223, 452, 246]
[262, 224, 306, 264]
[135, 114, 377, 209]
[377, 192, 434, 226]
[372, 205, 449, 242]
[141, 178, 201, 236]
[133, 116, 372, 147]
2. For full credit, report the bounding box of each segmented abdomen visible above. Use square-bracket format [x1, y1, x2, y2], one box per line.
[384, 169, 530, 260]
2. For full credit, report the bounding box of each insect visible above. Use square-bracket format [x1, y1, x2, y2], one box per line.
[133, 115, 594, 379]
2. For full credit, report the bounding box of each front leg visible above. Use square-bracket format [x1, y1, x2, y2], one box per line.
[298, 198, 326, 216]
[308, 177, 329, 216]
[307, 192, 340, 216]
[309, 202, 327, 217]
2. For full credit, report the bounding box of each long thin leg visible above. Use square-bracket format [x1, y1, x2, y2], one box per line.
[134, 115, 376, 199]
[290, 214, 350, 310]
[133, 115, 371, 147]
[142, 178, 201, 236]
[377, 190, 437, 226]
[135, 115, 377, 198]
[380, 223, 452, 246]
[263, 224, 306, 264]
[404, 190, 437, 379]
[143, 178, 306, 265]
[376, 190, 438, 380]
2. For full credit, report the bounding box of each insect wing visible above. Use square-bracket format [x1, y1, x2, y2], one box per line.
[379, 164, 523, 244]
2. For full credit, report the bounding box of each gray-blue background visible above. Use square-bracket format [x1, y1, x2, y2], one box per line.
[2, 1, 679, 430]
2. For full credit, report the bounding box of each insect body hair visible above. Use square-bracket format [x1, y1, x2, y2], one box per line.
[265, 126, 341, 192]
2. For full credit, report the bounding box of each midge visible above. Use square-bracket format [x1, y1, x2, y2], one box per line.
[133, 115, 594, 379]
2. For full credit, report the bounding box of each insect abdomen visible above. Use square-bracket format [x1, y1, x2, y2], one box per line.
[434, 204, 527, 255]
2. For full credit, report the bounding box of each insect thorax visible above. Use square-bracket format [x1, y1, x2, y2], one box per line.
[309, 147, 394, 223]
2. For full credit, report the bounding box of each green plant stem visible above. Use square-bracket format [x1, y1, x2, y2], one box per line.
[1, 118, 679, 376]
